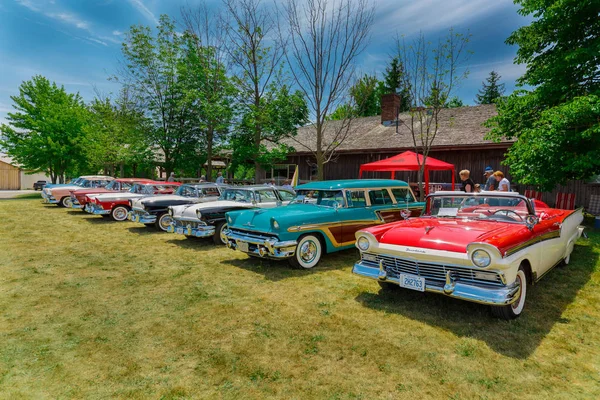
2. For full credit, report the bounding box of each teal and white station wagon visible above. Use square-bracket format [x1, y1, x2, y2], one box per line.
[223, 179, 425, 269]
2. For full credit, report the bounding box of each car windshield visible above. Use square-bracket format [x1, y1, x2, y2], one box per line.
[219, 189, 254, 203]
[290, 189, 345, 207]
[104, 181, 118, 190]
[176, 185, 197, 197]
[426, 194, 532, 223]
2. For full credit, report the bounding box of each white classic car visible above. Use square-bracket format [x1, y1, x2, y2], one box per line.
[352, 191, 585, 319]
[167, 186, 295, 244]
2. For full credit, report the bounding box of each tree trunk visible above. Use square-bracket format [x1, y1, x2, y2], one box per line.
[120, 163, 124, 178]
[132, 164, 137, 177]
[316, 121, 324, 180]
[206, 126, 213, 181]
[417, 167, 424, 202]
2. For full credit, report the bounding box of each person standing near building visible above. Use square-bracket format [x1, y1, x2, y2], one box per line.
[216, 172, 224, 184]
[483, 166, 496, 191]
[493, 171, 510, 191]
[167, 172, 175, 182]
[459, 170, 475, 193]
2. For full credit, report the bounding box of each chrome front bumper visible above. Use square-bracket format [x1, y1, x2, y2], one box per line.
[167, 221, 214, 238]
[69, 198, 83, 209]
[127, 210, 156, 224]
[352, 261, 520, 306]
[223, 229, 297, 259]
[42, 195, 58, 204]
[88, 203, 110, 215]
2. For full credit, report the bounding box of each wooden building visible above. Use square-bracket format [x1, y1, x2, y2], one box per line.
[261, 96, 599, 209]
[0, 155, 52, 190]
[0, 157, 20, 190]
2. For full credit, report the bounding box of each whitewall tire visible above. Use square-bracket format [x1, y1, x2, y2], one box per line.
[213, 221, 228, 245]
[289, 234, 322, 269]
[156, 212, 173, 232]
[60, 197, 72, 208]
[491, 265, 528, 319]
[111, 206, 129, 222]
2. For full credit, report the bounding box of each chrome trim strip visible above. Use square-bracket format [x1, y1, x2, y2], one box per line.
[352, 262, 520, 306]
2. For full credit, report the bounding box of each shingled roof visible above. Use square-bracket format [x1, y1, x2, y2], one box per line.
[277, 104, 510, 155]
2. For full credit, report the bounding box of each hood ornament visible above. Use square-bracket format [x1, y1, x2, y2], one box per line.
[425, 226, 434, 234]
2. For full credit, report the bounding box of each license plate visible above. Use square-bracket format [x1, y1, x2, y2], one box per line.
[399, 273, 425, 292]
[237, 241, 249, 253]
[176, 227, 183, 234]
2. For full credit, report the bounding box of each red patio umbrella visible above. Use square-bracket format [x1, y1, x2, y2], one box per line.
[358, 150, 455, 196]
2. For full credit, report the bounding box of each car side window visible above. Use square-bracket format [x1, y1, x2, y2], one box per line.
[203, 187, 220, 197]
[278, 190, 295, 201]
[121, 182, 132, 190]
[346, 190, 367, 208]
[256, 190, 278, 203]
[391, 188, 416, 204]
[368, 189, 394, 205]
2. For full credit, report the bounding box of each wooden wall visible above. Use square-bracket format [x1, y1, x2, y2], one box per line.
[0, 161, 20, 190]
[283, 148, 600, 209]
[285, 147, 512, 186]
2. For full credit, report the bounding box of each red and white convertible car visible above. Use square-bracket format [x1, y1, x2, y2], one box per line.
[352, 191, 584, 319]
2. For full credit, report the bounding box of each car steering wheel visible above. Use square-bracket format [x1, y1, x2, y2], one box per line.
[492, 209, 523, 221]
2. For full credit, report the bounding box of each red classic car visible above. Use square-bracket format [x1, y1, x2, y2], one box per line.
[85, 182, 181, 221]
[352, 191, 584, 319]
[70, 178, 156, 210]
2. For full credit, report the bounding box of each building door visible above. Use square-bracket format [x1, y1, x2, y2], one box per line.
[0, 161, 20, 189]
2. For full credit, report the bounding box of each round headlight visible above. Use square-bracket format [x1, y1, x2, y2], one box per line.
[196, 210, 202, 219]
[471, 249, 491, 268]
[227, 215, 232, 224]
[168, 207, 173, 217]
[272, 220, 279, 229]
[357, 236, 370, 251]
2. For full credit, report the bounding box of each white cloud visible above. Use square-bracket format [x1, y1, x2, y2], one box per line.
[468, 56, 526, 82]
[375, 0, 514, 37]
[15, 0, 40, 12]
[126, 0, 159, 25]
[46, 12, 90, 30]
[85, 37, 108, 46]
[112, 30, 123, 36]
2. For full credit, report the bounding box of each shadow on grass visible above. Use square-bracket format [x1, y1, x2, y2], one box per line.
[354, 240, 598, 359]
[164, 237, 214, 249]
[221, 248, 358, 282]
[66, 210, 87, 216]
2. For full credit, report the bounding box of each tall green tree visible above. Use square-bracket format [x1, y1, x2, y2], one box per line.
[329, 74, 384, 120]
[86, 90, 153, 177]
[382, 56, 411, 111]
[475, 70, 505, 104]
[180, 3, 236, 179]
[224, 0, 308, 181]
[0, 76, 90, 183]
[116, 15, 200, 176]
[486, 0, 600, 190]
[179, 34, 236, 179]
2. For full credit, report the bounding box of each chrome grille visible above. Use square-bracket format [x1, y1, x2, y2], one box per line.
[172, 219, 205, 229]
[228, 228, 277, 242]
[362, 253, 503, 286]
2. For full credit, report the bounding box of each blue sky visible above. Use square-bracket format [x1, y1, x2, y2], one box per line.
[0, 0, 530, 126]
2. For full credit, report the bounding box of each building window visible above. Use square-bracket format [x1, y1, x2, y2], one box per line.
[266, 164, 296, 180]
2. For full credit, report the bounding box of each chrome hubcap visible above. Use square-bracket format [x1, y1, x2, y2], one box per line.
[160, 215, 173, 230]
[299, 240, 317, 263]
[220, 224, 228, 244]
[114, 208, 127, 220]
[64, 198, 72, 207]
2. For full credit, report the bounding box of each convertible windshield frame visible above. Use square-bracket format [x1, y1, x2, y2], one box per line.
[424, 192, 535, 223]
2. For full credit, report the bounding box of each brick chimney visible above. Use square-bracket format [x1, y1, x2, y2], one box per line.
[381, 93, 401, 125]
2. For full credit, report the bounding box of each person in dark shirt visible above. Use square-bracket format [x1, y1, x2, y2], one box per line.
[483, 166, 496, 191]
[459, 169, 475, 192]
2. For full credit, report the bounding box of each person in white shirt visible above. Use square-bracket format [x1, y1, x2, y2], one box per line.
[216, 172, 224, 184]
[493, 171, 510, 192]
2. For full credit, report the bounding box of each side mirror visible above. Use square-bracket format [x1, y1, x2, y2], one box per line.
[526, 215, 539, 231]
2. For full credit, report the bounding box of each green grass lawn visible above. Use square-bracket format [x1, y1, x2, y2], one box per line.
[1, 199, 599, 399]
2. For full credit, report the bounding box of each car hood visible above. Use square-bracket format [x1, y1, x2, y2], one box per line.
[132, 195, 189, 209]
[171, 200, 254, 219]
[72, 188, 111, 196]
[49, 185, 80, 193]
[94, 193, 146, 202]
[369, 218, 529, 253]
[228, 203, 335, 234]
